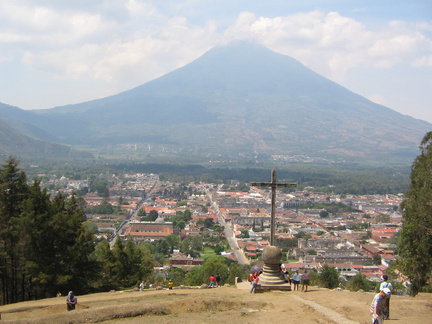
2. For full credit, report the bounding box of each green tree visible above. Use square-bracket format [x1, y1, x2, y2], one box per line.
[318, 265, 339, 289]
[185, 267, 204, 286]
[349, 273, 370, 291]
[372, 253, 382, 265]
[165, 234, 180, 254]
[400, 131, 432, 296]
[240, 229, 249, 238]
[226, 263, 245, 285]
[110, 237, 153, 289]
[167, 268, 186, 286]
[0, 157, 29, 304]
[319, 210, 329, 218]
[155, 238, 171, 256]
[93, 240, 117, 291]
[49, 193, 98, 294]
[201, 256, 228, 286]
[148, 210, 159, 221]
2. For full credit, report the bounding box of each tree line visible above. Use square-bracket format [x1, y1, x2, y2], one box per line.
[0, 157, 249, 305]
[0, 158, 155, 305]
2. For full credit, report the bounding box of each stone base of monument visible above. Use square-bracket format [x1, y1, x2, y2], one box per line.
[254, 283, 292, 293]
[253, 245, 292, 293]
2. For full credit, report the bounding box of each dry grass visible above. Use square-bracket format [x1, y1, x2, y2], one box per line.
[0, 286, 431, 324]
[0, 291, 256, 324]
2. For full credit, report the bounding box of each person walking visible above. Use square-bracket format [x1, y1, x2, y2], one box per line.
[66, 291, 78, 311]
[292, 270, 302, 291]
[249, 272, 260, 294]
[379, 275, 393, 319]
[370, 287, 391, 324]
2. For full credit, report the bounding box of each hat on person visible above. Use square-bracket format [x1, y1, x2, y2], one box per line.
[382, 287, 391, 296]
[68, 291, 73, 295]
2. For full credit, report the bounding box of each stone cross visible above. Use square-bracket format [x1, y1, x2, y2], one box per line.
[250, 169, 297, 246]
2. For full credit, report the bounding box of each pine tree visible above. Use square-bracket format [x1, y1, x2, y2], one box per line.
[19, 180, 54, 300]
[0, 157, 29, 304]
[400, 131, 432, 296]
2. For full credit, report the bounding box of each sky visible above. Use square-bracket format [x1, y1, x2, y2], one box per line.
[1, 0, 431, 123]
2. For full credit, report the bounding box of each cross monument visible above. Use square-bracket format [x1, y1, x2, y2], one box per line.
[250, 169, 297, 288]
[250, 169, 297, 246]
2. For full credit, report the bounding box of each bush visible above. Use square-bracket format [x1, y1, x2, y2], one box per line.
[318, 265, 339, 289]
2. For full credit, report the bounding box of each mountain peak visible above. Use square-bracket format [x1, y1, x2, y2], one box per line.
[0, 42, 430, 163]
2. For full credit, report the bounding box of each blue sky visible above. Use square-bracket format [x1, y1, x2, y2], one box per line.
[1, 0, 431, 123]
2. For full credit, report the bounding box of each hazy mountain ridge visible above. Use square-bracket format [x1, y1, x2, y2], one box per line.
[0, 41, 430, 162]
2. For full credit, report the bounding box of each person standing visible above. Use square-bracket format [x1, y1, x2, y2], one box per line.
[292, 270, 302, 291]
[216, 273, 221, 287]
[209, 274, 216, 288]
[139, 281, 145, 291]
[66, 291, 78, 311]
[168, 280, 173, 290]
[379, 275, 393, 319]
[370, 287, 391, 324]
[301, 269, 310, 292]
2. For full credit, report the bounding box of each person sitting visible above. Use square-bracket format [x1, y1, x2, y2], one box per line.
[66, 291, 77, 311]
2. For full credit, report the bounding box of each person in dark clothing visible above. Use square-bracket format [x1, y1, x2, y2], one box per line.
[216, 273, 221, 287]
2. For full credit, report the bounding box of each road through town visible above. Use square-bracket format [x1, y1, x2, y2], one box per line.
[206, 187, 250, 265]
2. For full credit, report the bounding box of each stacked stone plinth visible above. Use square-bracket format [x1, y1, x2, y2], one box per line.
[259, 245, 285, 285]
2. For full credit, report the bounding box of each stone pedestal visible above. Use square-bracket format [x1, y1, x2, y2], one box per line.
[259, 245, 285, 285]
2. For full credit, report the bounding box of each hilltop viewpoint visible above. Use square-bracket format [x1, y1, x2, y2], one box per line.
[0, 283, 431, 324]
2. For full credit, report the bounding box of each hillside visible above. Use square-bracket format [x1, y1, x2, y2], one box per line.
[0, 284, 430, 324]
[0, 114, 92, 161]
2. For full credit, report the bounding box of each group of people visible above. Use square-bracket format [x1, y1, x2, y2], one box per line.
[249, 266, 393, 323]
[209, 273, 221, 288]
[249, 270, 262, 293]
[64, 272, 393, 322]
[371, 275, 393, 323]
[291, 269, 310, 292]
[278, 265, 310, 292]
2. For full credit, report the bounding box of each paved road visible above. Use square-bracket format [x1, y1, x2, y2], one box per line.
[206, 188, 249, 265]
[109, 175, 159, 248]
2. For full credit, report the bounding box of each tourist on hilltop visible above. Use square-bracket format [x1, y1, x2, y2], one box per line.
[216, 273, 221, 287]
[379, 275, 393, 319]
[66, 291, 78, 311]
[249, 271, 260, 294]
[370, 287, 391, 324]
[209, 274, 216, 288]
[301, 269, 310, 292]
[292, 270, 302, 291]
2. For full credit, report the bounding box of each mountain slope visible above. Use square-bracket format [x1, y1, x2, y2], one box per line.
[1, 41, 430, 162]
[0, 104, 92, 160]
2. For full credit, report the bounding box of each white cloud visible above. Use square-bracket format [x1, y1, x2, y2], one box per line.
[0, 0, 431, 121]
[223, 11, 431, 84]
[412, 55, 432, 67]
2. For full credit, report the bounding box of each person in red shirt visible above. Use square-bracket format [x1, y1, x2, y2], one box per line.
[249, 272, 260, 294]
[209, 274, 216, 288]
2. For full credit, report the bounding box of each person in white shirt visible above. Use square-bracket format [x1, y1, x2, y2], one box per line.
[292, 270, 302, 291]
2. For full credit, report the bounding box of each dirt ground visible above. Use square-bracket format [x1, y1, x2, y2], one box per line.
[0, 283, 431, 324]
